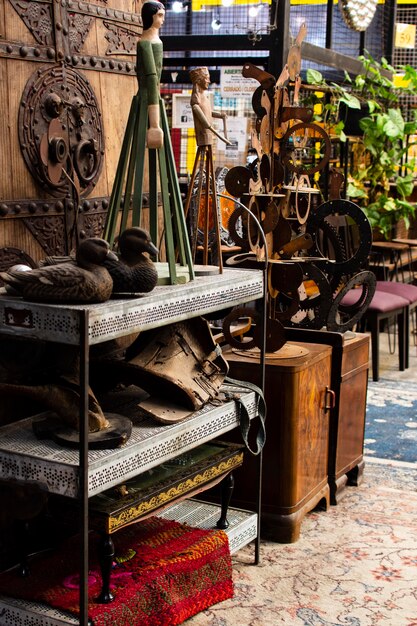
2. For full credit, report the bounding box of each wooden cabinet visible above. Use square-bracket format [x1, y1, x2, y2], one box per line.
[285, 329, 370, 504]
[224, 342, 333, 543]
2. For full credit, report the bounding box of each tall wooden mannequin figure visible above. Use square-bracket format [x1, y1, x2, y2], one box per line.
[184, 67, 231, 271]
[104, 0, 194, 284]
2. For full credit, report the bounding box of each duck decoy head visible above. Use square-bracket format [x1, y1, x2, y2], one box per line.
[75, 238, 118, 268]
[118, 228, 158, 264]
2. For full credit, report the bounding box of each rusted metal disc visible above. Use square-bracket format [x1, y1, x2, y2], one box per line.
[327, 271, 376, 332]
[224, 166, 252, 197]
[254, 317, 287, 353]
[269, 261, 303, 292]
[281, 122, 331, 175]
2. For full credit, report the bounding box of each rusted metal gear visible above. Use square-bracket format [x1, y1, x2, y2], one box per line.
[327, 270, 376, 332]
[306, 199, 372, 277]
[284, 262, 333, 330]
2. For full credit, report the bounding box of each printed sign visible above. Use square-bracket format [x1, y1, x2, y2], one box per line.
[395, 23, 416, 49]
[220, 67, 258, 98]
[172, 93, 193, 129]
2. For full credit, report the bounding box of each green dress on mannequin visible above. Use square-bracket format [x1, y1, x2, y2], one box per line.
[137, 40, 162, 101]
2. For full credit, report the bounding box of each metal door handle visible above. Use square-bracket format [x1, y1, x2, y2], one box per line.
[324, 386, 336, 411]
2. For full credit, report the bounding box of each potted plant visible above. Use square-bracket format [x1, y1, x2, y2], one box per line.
[303, 52, 417, 240]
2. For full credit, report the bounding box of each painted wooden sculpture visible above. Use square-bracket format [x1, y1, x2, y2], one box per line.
[103, 1, 194, 285]
[104, 227, 159, 294]
[184, 67, 232, 270]
[40, 227, 159, 296]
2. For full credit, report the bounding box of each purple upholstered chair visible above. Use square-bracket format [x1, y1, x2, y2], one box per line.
[342, 288, 409, 382]
[375, 281, 417, 368]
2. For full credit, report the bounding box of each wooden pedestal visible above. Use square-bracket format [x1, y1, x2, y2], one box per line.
[285, 329, 370, 504]
[224, 342, 333, 543]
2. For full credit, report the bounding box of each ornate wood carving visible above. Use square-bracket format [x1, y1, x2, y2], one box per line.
[9, 0, 54, 47]
[80, 211, 108, 239]
[67, 12, 94, 53]
[6, 0, 141, 62]
[22, 215, 69, 256]
[104, 21, 138, 55]
[21, 200, 108, 255]
[3, 0, 142, 258]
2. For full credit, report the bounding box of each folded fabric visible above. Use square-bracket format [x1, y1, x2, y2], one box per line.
[0, 516, 233, 626]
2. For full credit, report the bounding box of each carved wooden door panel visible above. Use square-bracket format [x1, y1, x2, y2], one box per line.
[0, 0, 142, 259]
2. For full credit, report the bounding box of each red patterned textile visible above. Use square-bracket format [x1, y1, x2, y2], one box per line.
[0, 516, 233, 625]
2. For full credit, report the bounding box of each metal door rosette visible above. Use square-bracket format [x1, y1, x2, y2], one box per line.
[19, 65, 104, 198]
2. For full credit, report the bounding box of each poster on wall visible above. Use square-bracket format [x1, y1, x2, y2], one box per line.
[220, 67, 258, 98]
[172, 93, 194, 129]
[216, 116, 248, 162]
[172, 92, 214, 129]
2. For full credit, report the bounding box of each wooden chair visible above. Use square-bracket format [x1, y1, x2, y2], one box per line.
[376, 281, 417, 368]
[342, 288, 409, 381]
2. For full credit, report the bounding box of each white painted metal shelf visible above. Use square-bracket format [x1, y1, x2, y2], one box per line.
[0, 383, 258, 498]
[0, 268, 263, 345]
[0, 501, 257, 626]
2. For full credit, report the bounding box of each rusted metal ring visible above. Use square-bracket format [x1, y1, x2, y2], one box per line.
[306, 199, 372, 275]
[281, 122, 331, 175]
[222, 307, 259, 350]
[73, 138, 100, 184]
[295, 174, 312, 224]
[285, 262, 332, 330]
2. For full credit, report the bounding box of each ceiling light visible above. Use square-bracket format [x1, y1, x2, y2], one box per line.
[211, 18, 222, 30]
[221, 0, 234, 6]
[172, 0, 186, 12]
[249, 5, 260, 18]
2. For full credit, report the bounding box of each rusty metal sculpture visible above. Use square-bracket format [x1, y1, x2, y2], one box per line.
[222, 22, 374, 348]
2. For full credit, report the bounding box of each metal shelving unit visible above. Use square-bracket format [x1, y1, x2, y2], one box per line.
[0, 268, 264, 625]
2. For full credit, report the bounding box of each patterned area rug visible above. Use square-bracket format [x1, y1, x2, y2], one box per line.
[186, 460, 417, 626]
[365, 379, 417, 464]
[0, 517, 233, 626]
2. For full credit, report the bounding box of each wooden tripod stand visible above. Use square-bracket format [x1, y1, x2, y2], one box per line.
[183, 144, 223, 273]
[103, 90, 194, 285]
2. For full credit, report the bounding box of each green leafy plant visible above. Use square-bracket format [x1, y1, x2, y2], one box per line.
[304, 68, 361, 142]
[304, 51, 417, 240]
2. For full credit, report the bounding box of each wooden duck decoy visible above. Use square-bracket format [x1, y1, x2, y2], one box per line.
[0, 238, 117, 304]
[39, 228, 158, 295]
[104, 227, 159, 294]
[0, 380, 109, 432]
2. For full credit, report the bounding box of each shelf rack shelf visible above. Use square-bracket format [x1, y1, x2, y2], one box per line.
[0, 501, 257, 626]
[0, 383, 258, 499]
[0, 269, 263, 345]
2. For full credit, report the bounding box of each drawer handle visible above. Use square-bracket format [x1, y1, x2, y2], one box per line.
[325, 386, 336, 411]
